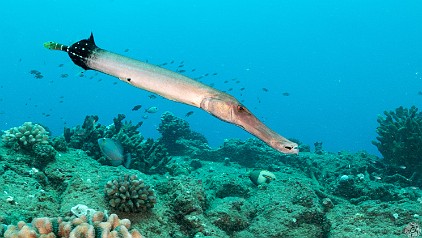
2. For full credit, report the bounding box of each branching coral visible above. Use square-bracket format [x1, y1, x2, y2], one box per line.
[157, 111, 209, 155]
[372, 106, 422, 179]
[104, 174, 157, 212]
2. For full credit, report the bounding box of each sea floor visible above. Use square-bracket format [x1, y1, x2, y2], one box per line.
[0, 141, 421, 238]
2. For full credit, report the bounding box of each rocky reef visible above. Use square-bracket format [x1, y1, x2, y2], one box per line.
[1, 111, 421, 237]
[372, 105, 422, 185]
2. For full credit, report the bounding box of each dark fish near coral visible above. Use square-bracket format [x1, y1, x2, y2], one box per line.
[97, 138, 131, 167]
[131, 105, 142, 111]
[185, 111, 194, 117]
[145, 106, 159, 113]
[136, 121, 143, 127]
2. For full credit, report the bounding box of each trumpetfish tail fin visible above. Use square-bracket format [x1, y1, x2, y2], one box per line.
[43, 33, 98, 70]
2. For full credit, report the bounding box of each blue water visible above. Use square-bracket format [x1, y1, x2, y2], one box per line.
[0, 0, 421, 155]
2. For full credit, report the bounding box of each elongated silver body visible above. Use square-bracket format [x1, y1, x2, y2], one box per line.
[44, 34, 299, 154]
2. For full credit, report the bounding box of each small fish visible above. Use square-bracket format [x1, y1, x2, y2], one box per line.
[142, 115, 149, 119]
[374, 176, 382, 180]
[170, 60, 175, 64]
[240, 87, 245, 91]
[112, 82, 118, 85]
[58, 64, 64, 67]
[282, 92, 290, 96]
[60, 74, 68, 78]
[124, 49, 129, 52]
[224, 80, 228, 83]
[185, 111, 194, 117]
[30, 69, 41, 75]
[417, 91, 422, 96]
[212, 73, 218, 76]
[136, 121, 143, 127]
[191, 69, 196, 72]
[148, 95, 157, 99]
[34, 74, 44, 79]
[160, 62, 168, 66]
[398, 165, 406, 169]
[262, 88, 269, 92]
[145, 106, 159, 113]
[178, 64, 184, 68]
[178, 70, 186, 73]
[204, 73, 209, 76]
[131, 105, 142, 111]
[228, 88, 233, 91]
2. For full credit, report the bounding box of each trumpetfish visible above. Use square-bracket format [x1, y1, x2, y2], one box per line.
[44, 34, 299, 154]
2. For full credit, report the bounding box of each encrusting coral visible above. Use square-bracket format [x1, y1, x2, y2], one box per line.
[1, 211, 144, 238]
[372, 105, 422, 182]
[105, 174, 157, 212]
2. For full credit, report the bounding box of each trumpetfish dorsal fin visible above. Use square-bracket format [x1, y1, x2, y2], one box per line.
[66, 33, 98, 70]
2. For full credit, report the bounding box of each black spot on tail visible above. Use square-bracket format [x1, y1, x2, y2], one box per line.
[67, 33, 98, 70]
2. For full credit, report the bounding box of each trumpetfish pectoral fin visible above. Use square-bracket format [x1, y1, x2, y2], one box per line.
[44, 34, 299, 154]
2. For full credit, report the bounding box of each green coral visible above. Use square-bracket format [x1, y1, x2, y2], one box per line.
[104, 174, 157, 212]
[1, 122, 56, 167]
[2, 122, 49, 150]
[372, 106, 422, 180]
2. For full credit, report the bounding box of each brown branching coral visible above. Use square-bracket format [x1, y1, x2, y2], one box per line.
[372, 106, 422, 183]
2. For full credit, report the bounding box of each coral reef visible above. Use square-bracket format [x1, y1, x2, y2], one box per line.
[2, 122, 50, 150]
[1, 211, 144, 238]
[1, 122, 56, 168]
[372, 105, 422, 185]
[104, 174, 157, 212]
[157, 111, 209, 155]
[64, 114, 171, 173]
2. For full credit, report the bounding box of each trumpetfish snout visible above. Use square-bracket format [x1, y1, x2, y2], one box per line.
[44, 33, 299, 154]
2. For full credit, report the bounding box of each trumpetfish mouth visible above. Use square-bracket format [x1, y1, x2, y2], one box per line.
[44, 33, 299, 154]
